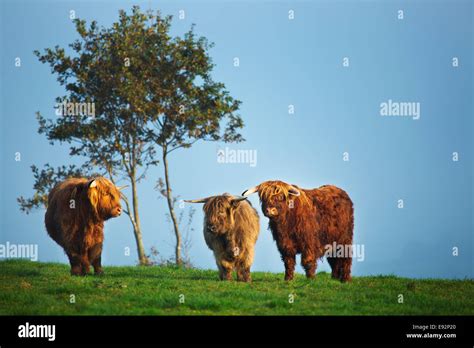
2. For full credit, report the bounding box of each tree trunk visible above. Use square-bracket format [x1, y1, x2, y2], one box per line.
[130, 174, 149, 265]
[162, 148, 182, 266]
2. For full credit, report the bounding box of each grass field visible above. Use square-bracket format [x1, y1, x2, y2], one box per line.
[0, 259, 472, 315]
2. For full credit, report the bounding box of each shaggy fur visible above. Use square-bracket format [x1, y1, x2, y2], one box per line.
[188, 194, 260, 282]
[243, 180, 354, 282]
[45, 177, 122, 276]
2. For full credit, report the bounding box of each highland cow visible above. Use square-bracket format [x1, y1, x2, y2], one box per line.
[242, 180, 354, 282]
[185, 193, 260, 282]
[45, 177, 123, 276]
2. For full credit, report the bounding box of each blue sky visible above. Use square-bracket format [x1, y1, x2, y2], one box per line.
[0, 0, 472, 279]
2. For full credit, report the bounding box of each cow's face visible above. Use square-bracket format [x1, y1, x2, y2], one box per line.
[261, 193, 286, 219]
[87, 178, 122, 220]
[203, 195, 241, 235]
[242, 181, 301, 222]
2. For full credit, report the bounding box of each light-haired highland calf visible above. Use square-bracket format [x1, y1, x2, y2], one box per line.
[185, 193, 260, 282]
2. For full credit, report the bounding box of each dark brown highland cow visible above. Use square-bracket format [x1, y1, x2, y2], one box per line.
[185, 193, 260, 282]
[242, 180, 354, 282]
[45, 177, 123, 276]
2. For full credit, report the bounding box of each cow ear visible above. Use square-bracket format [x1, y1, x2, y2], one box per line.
[288, 186, 300, 196]
[87, 179, 99, 208]
[88, 187, 99, 208]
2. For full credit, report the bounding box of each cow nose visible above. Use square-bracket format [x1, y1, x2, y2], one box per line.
[116, 207, 122, 215]
[266, 207, 277, 216]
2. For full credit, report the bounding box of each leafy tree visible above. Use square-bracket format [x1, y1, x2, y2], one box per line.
[17, 164, 86, 213]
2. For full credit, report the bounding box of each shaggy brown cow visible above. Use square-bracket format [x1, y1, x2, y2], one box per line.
[45, 177, 123, 276]
[242, 180, 354, 282]
[185, 193, 260, 282]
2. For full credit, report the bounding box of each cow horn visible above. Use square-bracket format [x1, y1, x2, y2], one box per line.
[241, 186, 258, 197]
[184, 196, 213, 204]
[231, 195, 248, 202]
[288, 186, 300, 196]
[116, 185, 129, 190]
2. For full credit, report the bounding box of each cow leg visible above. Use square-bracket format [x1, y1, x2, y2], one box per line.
[282, 253, 296, 281]
[67, 252, 82, 276]
[301, 252, 316, 279]
[217, 259, 233, 281]
[328, 257, 352, 282]
[327, 257, 341, 279]
[339, 257, 352, 283]
[237, 249, 253, 282]
[236, 261, 251, 282]
[243, 267, 251, 282]
[236, 263, 245, 282]
[216, 262, 224, 280]
[89, 243, 104, 275]
[80, 252, 90, 275]
[327, 257, 340, 280]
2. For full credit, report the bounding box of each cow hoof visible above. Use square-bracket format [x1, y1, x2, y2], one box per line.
[94, 271, 104, 276]
[70, 268, 82, 276]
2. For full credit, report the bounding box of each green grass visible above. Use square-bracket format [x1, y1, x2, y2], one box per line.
[0, 259, 472, 315]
